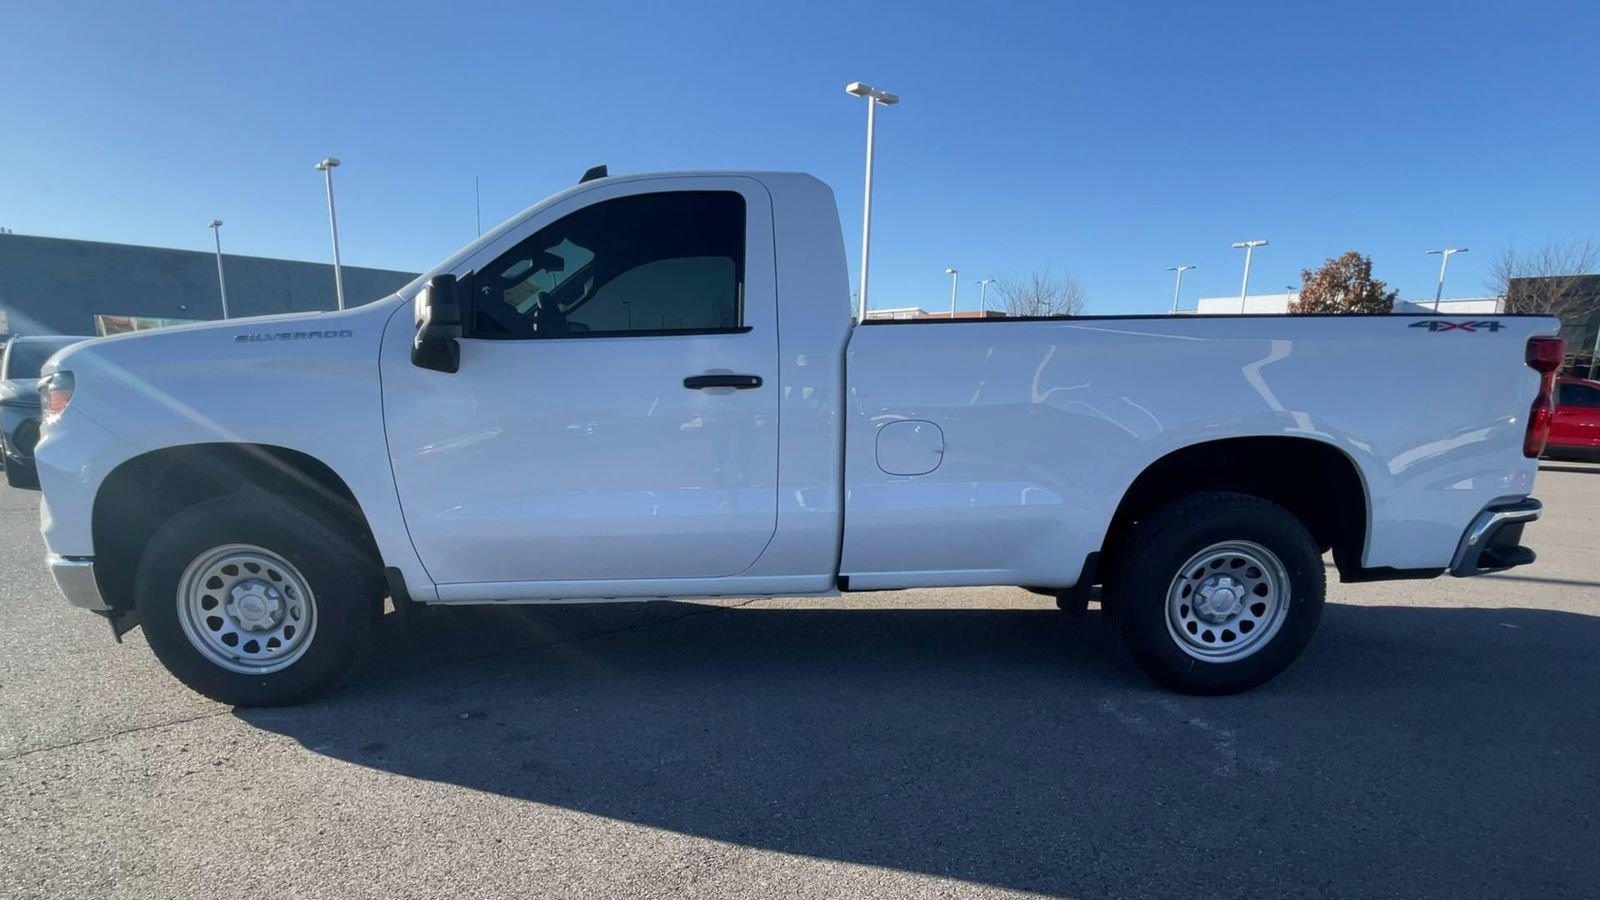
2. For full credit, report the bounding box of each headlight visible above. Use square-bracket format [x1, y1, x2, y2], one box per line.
[39, 370, 74, 422]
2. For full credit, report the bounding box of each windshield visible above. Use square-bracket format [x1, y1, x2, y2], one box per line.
[2, 337, 82, 380]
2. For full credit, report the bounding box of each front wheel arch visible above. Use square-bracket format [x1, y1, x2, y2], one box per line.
[92, 443, 384, 615]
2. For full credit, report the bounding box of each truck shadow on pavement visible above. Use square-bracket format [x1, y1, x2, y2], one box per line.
[239, 600, 1600, 897]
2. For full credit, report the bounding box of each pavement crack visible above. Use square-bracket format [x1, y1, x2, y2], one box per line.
[1, 708, 234, 764]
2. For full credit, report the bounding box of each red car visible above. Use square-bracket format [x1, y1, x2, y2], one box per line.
[1546, 376, 1600, 460]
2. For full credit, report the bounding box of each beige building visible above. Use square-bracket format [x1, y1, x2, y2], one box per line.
[864, 307, 1007, 321]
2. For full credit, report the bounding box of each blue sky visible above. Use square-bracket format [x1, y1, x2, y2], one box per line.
[2, 0, 1596, 314]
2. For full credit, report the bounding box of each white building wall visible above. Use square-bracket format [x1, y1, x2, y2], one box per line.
[1394, 297, 1504, 314]
[864, 307, 930, 320]
[1190, 294, 1504, 315]
[1194, 293, 1293, 314]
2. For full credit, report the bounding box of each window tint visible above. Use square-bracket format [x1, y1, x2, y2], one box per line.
[1559, 382, 1600, 408]
[471, 191, 745, 339]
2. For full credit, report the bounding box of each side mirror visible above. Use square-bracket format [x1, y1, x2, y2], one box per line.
[412, 274, 463, 373]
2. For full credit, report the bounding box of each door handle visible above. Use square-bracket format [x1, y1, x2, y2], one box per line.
[684, 373, 763, 390]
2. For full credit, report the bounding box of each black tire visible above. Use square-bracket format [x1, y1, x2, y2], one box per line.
[4, 458, 38, 488]
[135, 491, 379, 706]
[1108, 492, 1324, 695]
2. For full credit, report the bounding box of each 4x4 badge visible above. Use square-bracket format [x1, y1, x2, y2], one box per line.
[1408, 320, 1504, 332]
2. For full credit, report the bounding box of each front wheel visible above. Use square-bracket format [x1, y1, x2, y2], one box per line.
[135, 492, 379, 706]
[1109, 492, 1325, 695]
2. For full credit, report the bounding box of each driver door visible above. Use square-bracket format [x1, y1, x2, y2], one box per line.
[380, 177, 779, 594]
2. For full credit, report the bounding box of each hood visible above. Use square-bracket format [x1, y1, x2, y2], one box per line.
[43, 300, 405, 378]
[38, 297, 407, 457]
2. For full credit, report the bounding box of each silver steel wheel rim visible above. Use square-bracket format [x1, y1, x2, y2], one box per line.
[1165, 540, 1291, 664]
[176, 543, 317, 675]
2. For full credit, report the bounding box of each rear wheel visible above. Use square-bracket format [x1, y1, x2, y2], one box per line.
[1109, 492, 1324, 695]
[135, 491, 378, 706]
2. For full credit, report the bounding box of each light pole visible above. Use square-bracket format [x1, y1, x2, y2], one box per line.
[1165, 264, 1195, 314]
[976, 278, 996, 313]
[845, 82, 899, 322]
[315, 156, 346, 310]
[208, 219, 230, 319]
[1426, 248, 1468, 312]
[1285, 284, 1298, 311]
[945, 267, 959, 317]
[1232, 240, 1268, 313]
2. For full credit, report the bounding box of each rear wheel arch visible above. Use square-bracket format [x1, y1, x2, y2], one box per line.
[91, 443, 383, 613]
[1099, 436, 1371, 584]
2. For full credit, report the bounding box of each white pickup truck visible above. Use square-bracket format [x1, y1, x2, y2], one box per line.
[35, 170, 1563, 705]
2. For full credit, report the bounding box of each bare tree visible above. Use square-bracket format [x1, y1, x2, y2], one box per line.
[1489, 240, 1600, 319]
[994, 268, 1087, 317]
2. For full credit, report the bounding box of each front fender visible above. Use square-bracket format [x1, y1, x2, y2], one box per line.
[36, 299, 436, 601]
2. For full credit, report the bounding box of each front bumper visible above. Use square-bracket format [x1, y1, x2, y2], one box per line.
[10, 417, 40, 461]
[49, 555, 110, 611]
[1449, 498, 1541, 577]
[2, 403, 40, 462]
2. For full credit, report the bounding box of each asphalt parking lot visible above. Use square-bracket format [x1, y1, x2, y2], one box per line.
[2, 468, 1597, 899]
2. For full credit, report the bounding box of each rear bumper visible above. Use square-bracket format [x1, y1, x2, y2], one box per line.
[1449, 498, 1541, 577]
[1542, 444, 1600, 462]
[49, 555, 110, 611]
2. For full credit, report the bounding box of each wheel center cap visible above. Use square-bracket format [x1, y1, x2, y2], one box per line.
[1194, 576, 1242, 623]
[228, 580, 283, 631]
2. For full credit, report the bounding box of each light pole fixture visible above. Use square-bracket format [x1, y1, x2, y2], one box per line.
[1232, 240, 1269, 313]
[208, 219, 230, 319]
[945, 267, 959, 317]
[1426, 247, 1468, 312]
[315, 156, 346, 310]
[1165, 264, 1195, 314]
[976, 277, 996, 313]
[845, 81, 899, 322]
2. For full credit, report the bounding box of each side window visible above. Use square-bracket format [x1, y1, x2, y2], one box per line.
[470, 191, 745, 339]
[1560, 383, 1600, 408]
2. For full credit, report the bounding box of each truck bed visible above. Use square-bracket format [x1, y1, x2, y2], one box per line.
[839, 313, 1558, 590]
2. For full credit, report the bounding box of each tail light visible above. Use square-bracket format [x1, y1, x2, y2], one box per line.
[39, 370, 74, 422]
[1523, 337, 1564, 458]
